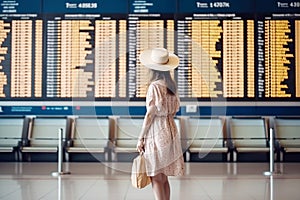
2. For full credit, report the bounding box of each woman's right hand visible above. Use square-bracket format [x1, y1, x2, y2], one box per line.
[136, 139, 144, 153]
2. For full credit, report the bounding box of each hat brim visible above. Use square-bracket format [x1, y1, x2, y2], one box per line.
[139, 49, 179, 71]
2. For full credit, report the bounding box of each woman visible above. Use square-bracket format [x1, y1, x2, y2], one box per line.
[137, 48, 185, 200]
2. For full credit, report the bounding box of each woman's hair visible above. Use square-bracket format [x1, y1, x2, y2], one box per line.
[147, 69, 177, 95]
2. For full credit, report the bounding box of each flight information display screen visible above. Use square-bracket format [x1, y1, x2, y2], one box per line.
[0, 0, 299, 103]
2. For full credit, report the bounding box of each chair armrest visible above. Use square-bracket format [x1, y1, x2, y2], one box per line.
[21, 139, 30, 147]
[66, 139, 73, 147]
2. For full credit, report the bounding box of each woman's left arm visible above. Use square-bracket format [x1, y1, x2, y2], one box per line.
[136, 84, 158, 152]
[138, 105, 156, 140]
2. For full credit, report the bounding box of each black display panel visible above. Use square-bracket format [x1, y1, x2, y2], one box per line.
[0, 0, 42, 99]
[176, 0, 256, 100]
[43, 0, 128, 100]
[127, 0, 177, 99]
[256, 0, 300, 100]
[0, 0, 299, 104]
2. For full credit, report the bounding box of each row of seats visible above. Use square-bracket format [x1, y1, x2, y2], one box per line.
[0, 115, 299, 162]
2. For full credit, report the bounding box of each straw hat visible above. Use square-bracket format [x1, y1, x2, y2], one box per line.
[139, 48, 179, 71]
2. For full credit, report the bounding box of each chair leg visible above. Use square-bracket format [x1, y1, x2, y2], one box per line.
[111, 152, 117, 162]
[233, 151, 237, 162]
[280, 151, 284, 162]
[227, 152, 230, 162]
[104, 152, 108, 162]
[65, 152, 69, 162]
[14, 150, 19, 162]
[185, 151, 190, 162]
[18, 151, 23, 162]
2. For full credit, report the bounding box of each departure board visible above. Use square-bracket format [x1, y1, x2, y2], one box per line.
[177, 0, 255, 99]
[256, 0, 300, 99]
[0, 0, 299, 103]
[128, 0, 176, 98]
[0, 0, 42, 98]
[43, 0, 127, 99]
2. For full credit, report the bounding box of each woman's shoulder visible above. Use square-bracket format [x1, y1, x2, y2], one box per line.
[151, 80, 165, 87]
[149, 80, 166, 94]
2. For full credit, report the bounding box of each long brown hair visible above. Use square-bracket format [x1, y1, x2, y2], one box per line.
[147, 69, 177, 95]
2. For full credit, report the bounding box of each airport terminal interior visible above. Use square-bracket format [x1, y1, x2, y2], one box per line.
[0, 162, 300, 200]
[1, 0, 300, 199]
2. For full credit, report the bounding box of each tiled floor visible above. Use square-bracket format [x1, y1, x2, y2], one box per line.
[0, 162, 300, 200]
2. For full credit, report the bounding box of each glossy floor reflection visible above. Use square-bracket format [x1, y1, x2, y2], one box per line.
[0, 162, 300, 200]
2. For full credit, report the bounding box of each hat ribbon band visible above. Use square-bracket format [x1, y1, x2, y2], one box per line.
[154, 58, 169, 65]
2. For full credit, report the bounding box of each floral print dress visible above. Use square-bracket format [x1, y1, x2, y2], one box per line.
[140, 80, 185, 177]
